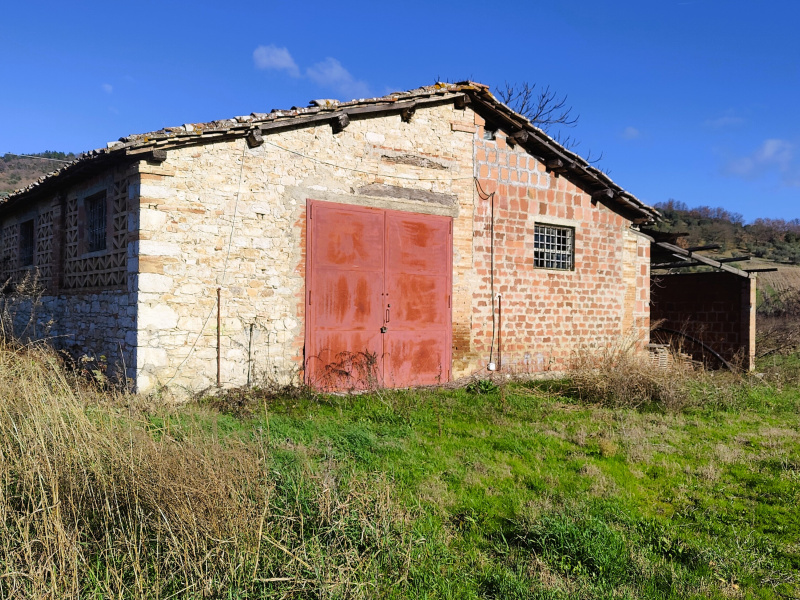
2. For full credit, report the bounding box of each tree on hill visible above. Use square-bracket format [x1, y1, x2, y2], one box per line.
[653, 199, 800, 264]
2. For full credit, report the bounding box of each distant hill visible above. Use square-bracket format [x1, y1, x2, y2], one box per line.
[0, 152, 76, 198]
[652, 200, 800, 265]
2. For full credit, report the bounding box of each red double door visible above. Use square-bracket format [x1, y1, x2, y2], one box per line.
[306, 200, 452, 389]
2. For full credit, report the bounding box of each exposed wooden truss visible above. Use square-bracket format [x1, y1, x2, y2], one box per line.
[651, 241, 776, 278]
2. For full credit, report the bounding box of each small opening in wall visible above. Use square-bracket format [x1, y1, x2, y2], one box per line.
[19, 219, 34, 267]
[483, 124, 498, 141]
[534, 223, 575, 271]
[85, 191, 107, 253]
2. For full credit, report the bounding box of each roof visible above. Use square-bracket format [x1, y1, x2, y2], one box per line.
[645, 229, 776, 278]
[1, 82, 659, 223]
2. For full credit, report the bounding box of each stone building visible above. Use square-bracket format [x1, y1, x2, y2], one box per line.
[0, 82, 659, 393]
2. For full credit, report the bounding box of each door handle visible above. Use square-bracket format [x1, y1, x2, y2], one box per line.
[386, 304, 391, 323]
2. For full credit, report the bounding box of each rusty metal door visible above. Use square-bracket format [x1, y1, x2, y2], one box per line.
[383, 210, 452, 386]
[306, 200, 451, 389]
[306, 202, 385, 389]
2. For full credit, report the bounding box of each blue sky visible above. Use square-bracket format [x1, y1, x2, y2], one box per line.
[2, 0, 798, 222]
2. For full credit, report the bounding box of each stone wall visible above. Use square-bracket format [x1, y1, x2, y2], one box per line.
[133, 102, 476, 392]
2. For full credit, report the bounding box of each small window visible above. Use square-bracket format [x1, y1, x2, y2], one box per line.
[19, 220, 34, 267]
[483, 125, 497, 140]
[534, 223, 574, 270]
[85, 191, 107, 253]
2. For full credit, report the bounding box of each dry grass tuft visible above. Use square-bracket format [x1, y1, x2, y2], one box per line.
[598, 438, 618, 458]
[0, 342, 410, 598]
[565, 344, 694, 411]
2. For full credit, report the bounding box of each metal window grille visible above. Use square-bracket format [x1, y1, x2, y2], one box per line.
[534, 224, 574, 270]
[86, 192, 107, 253]
[19, 220, 34, 267]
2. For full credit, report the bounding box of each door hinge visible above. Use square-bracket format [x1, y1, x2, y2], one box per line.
[308, 289, 311, 305]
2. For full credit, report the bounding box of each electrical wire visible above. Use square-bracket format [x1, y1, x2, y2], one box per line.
[261, 139, 475, 182]
[2, 153, 74, 164]
[163, 141, 247, 387]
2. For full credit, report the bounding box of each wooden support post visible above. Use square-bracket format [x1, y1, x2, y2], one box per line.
[216, 287, 221, 387]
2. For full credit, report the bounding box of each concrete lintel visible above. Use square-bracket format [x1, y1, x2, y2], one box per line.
[288, 186, 460, 218]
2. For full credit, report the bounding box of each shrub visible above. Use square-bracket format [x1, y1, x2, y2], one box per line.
[564, 345, 693, 411]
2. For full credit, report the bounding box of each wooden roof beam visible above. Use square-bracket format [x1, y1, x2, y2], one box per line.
[454, 94, 471, 110]
[331, 113, 350, 134]
[685, 244, 721, 252]
[401, 105, 416, 122]
[246, 129, 264, 148]
[656, 242, 752, 278]
[717, 255, 751, 263]
[506, 130, 529, 147]
[591, 188, 614, 204]
[546, 158, 575, 177]
[652, 260, 701, 269]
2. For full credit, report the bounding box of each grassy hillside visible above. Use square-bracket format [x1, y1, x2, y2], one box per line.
[0, 152, 76, 197]
[652, 200, 800, 265]
[1, 344, 798, 599]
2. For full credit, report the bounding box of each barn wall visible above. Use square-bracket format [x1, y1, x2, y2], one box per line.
[466, 112, 650, 375]
[134, 102, 652, 392]
[0, 102, 653, 393]
[133, 103, 476, 392]
[651, 271, 755, 369]
[0, 165, 138, 380]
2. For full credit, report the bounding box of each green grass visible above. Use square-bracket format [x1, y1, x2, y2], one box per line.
[3, 343, 799, 598]
[179, 373, 800, 599]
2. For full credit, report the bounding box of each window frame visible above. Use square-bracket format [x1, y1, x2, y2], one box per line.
[84, 190, 108, 254]
[533, 222, 575, 271]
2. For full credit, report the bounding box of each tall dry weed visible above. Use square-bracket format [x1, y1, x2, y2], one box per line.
[0, 342, 411, 599]
[565, 344, 694, 411]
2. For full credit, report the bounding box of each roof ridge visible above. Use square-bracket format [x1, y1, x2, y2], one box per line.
[1, 81, 658, 223]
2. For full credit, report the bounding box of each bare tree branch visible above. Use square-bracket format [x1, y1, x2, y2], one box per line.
[433, 78, 604, 167]
[496, 81, 608, 168]
[496, 82, 579, 132]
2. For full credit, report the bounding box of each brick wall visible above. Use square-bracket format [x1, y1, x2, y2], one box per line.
[651, 271, 755, 369]
[0, 165, 137, 379]
[466, 112, 650, 374]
